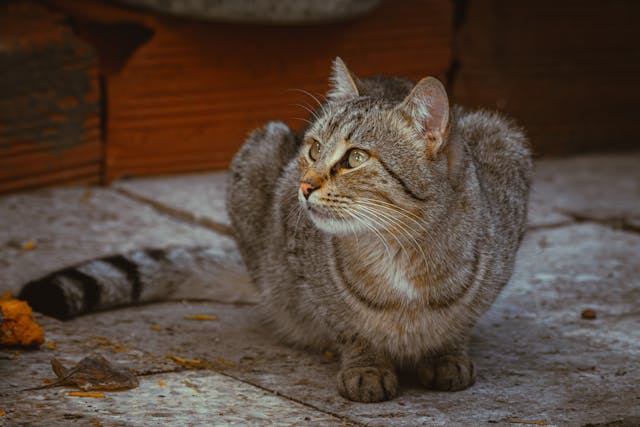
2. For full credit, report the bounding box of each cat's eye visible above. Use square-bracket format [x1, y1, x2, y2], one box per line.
[309, 140, 321, 161]
[347, 149, 369, 168]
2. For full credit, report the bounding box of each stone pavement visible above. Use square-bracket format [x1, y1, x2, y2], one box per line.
[1, 153, 639, 426]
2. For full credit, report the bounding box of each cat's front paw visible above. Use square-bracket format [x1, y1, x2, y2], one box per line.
[417, 352, 475, 391]
[337, 366, 398, 402]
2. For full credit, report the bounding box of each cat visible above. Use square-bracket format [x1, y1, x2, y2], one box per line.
[18, 57, 531, 403]
[227, 57, 532, 402]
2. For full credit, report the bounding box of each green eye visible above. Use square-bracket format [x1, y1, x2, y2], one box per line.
[347, 149, 369, 168]
[309, 140, 321, 161]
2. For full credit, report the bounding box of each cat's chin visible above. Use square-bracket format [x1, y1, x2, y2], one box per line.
[306, 208, 362, 236]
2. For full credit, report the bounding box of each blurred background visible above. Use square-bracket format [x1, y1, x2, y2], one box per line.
[1, 0, 638, 193]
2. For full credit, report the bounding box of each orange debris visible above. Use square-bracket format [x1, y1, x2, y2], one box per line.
[183, 314, 217, 321]
[1, 297, 45, 347]
[68, 391, 105, 398]
[21, 241, 37, 251]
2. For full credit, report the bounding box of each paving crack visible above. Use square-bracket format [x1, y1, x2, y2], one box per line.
[128, 360, 363, 425]
[212, 370, 365, 426]
[88, 335, 358, 424]
[527, 219, 577, 232]
[527, 211, 640, 234]
[560, 210, 640, 234]
[113, 186, 234, 237]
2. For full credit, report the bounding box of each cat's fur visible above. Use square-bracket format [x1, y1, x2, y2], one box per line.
[228, 57, 531, 402]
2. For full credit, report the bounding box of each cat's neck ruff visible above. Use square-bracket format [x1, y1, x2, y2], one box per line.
[333, 230, 427, 301]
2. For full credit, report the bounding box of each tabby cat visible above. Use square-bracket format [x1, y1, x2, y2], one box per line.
[19, 57, 531, 403]
[227, 57, 531, 402]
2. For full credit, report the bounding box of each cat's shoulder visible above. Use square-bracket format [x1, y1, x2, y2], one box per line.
[454, 106, 531, 170]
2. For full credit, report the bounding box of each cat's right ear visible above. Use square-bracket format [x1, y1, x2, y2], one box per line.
[327, 57, 360, 102]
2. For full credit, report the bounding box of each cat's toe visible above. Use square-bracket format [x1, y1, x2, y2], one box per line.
[337, 366, 398, 402]
[417, 352, 475, 391]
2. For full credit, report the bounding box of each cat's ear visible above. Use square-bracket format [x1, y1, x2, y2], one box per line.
[327, 57, 360, 102]
[398, 77, 450, 159]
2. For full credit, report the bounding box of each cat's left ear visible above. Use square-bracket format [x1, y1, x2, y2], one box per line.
[397, 77, 450, 159]
[327, 57, 360, 102]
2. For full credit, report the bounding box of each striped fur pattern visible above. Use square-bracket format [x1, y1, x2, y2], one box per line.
[228, 58, 532, 402]
[19, 247, 250, 320]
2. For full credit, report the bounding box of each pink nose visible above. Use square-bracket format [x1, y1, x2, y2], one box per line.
[300, 181, 318, 199]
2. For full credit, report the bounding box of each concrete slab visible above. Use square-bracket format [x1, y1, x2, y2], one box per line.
[4, 367, 345, 426]
[0, 186, 238, 298]
[3, 223, 633, 426]
[113, 171, 231, 230]
[529, 152, 640, 228]
[2, 152, 640, 426]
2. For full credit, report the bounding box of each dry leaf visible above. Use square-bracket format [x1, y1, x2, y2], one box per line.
[68, 391, 105, 398]
[183, 314, 217, 321]
[167, 354, 203, 368]
[183, 380, 201, 393]
[214, 357, 236, 367]
[581, 309, 597, 319]
[508, 419, 549, 426]
[27, 354, 138, 391]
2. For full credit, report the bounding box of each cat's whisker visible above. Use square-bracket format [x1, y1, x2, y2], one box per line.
[344, 210, 360, 248]
[286, 88, 323, 108]
[353, 205, 411, 262]
[291, 117, 314, 126]
[343, 207, 393, 259]
[380, 209, 430, 269]
[354, 204, 430, 270]
[357, 198, 428, 232]
[345, 207, 394, 260]
[357, 202, 431, 241]
[321, 205, 368, 250]
[291, 103, 320, 120]
[285, 202, 301, 220]
[301, 89, 329, 117]
[313, 91, 328, 103]
[288, 204, 305, 237]
[312, 90, 330, 117]
[287, 88, 329, 118]
[357, 197, 422, 219]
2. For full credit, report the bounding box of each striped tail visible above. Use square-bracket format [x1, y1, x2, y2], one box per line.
[19, 247, 255, 320]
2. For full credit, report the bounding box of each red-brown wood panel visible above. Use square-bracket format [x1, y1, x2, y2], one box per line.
[48, 0, 453, 181]
[452, 0, 640, 157]
[0, 0, 102, 193]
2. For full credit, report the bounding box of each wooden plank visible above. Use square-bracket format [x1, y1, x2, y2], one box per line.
[0, 0, 102, 193]
[452, 0, 640, 157]
[48, 0, 453, 181]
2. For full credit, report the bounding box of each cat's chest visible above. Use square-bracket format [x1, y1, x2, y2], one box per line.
[330, 234, 436, 310]
[368, 255, 420, 300]
[344, 239, 426, 303]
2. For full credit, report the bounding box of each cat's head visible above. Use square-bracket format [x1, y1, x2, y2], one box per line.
[297, 57, 461, 235]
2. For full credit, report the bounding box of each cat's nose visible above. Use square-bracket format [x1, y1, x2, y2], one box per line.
[300, 181, 319, 199]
